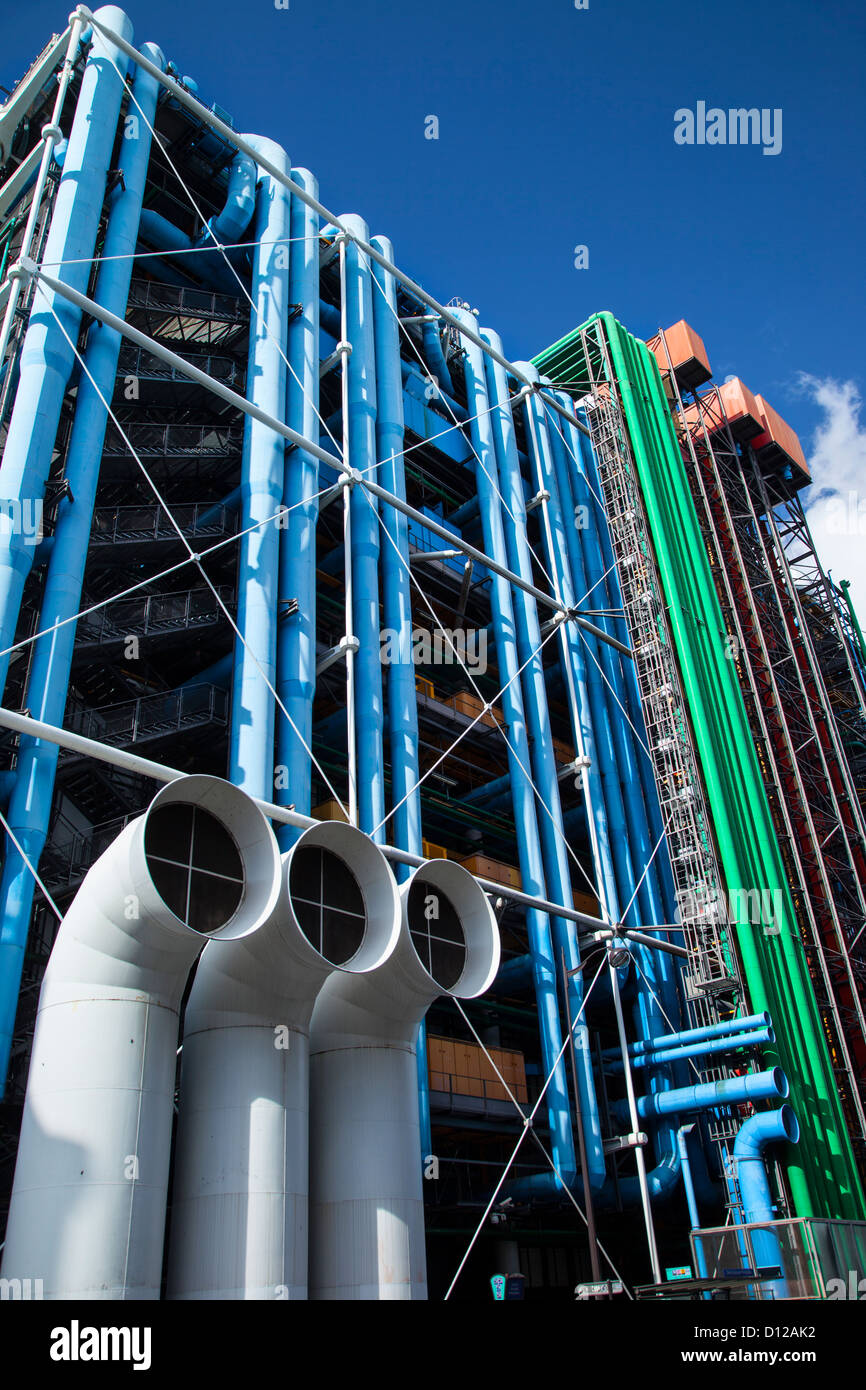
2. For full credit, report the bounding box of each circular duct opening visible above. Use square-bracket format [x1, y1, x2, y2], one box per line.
[778, 1104, 800, 1145]
[145, 802, 244, 933]
[289, 844, 367, 966]
[407, 879, 466, 991]
[284, 821, 401, 971]
[403, 860, 500, 998]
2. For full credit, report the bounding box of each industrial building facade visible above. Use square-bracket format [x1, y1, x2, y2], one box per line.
[0, 5, 863, 1301]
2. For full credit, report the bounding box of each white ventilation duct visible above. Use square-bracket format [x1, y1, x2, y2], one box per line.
[165, 820, 402, 1300]
[309, 858, 500, 1300]
[1, 774, 281, 1300]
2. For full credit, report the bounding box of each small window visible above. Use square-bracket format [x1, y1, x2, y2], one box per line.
[145, 802, 244, 933]
[289, 845, 366, 965]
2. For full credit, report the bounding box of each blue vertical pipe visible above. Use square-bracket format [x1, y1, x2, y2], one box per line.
[478, 327, 604, 1191]
[275, 168, 320, 832]
[229, 137, 291, 801]
[564, 403, 678, 918]
[0, 43, 164, 1093]
[0, 6, 134, 699]
[678, 1125, 710, 1281]
[339, 214, 385, 840]
[452, 311, 578, 1191]
[547, 392, 664, 929]
[370, 232, 431, 1157]
[534, 377, 696, 1205]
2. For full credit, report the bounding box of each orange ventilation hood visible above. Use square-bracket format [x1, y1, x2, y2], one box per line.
[752, 394, 811, 482]
[647, 321, 712, 391]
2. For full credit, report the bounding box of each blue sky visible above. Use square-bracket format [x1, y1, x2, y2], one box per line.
[5, 0, 866, 589]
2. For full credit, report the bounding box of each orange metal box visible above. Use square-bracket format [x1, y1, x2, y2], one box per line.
[648, 321, 712, 390]
[717, 378, 764, 441]
[753, 394, 810, 479]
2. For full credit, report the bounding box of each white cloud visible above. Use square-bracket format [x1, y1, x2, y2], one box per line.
[798, 374, 866, 620]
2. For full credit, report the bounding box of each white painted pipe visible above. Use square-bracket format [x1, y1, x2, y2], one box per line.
[309, 858, 500, 1300]
[166, 820, 402, 1300]
[1, 774, 282, 1299]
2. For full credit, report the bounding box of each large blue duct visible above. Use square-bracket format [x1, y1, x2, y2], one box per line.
[275, 167, 321, 831]
[453, 310, 580, 1193]
[0, 41, 164, 1095]
[339, 214, 385, 840]
[0, 6, 134, 699]
[229, 137, 291, 801]
[478, 327, 605, 1193]
[370, 232, 431, 1155]
[732, 1105, 800, 1297]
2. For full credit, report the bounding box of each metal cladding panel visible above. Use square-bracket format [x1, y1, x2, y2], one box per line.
[648, 321, 712, 389]
[753, 393, 811, 479]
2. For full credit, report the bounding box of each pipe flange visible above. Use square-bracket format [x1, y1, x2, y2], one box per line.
[41, 123, 63, 144]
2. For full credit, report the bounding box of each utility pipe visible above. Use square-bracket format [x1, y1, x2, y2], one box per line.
[626, 1067, 790, 1123]
[12, 264, 627, 635]
[229, 136, 291, 801]
[0, 6, 133, 696]
[308, 859, 499, 1299]
[166, 820, 401, 1300]
[474, 323, 604, 1192]
[0, 774, 282, 1299]
[451, 313, 579, 1196]
[0, 707, 619, 932]
[731, 1105, 800, 1299]
[338, 214, 386, 839]
[677, 1124, 710, 1281]
[605, 1027, 775, 1072]
[370, 231, 430, 1157]
[0, 41, 165, 1095]
[275, 167, 321, 829]
[614, 1011, 773, 1059]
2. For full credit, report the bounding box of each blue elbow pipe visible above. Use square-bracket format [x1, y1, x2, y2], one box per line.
[0, 6, 135, 701]
[0, 37, 164, 1095]
[202, 151, 256, 246]
[420, 317, 454, 397]
[275, 168, 321, 831]
[229, 136, 291, 801]
[733, 1106, 800, 1297]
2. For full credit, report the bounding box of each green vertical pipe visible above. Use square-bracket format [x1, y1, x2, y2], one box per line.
[535, 314, 864, 1220]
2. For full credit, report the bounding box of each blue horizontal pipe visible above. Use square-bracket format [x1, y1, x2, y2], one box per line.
[633, 1067, 789, 1122]
[625, 1011, 773, 1059]
[607, 1027, 775, 1072]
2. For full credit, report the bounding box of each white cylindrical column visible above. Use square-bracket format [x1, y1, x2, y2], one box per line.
[166, 820, 401, 1300]
[1, 775, 282, 1299]
[309, 859, 500, 1300]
